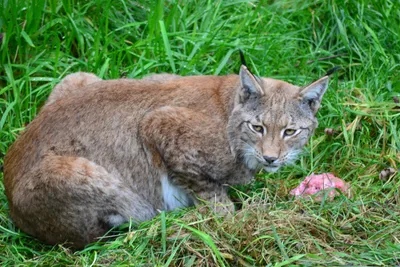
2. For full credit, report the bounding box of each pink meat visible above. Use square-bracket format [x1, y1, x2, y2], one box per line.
[290, 173, 350, 200]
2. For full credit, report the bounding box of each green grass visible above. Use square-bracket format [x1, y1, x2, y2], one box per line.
[1, 0, 400, 265]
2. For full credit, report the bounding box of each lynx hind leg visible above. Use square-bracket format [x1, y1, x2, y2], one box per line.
[141, 73, 182, 83]
[9, 155, 156, 249]
[46, 72, 102, 105]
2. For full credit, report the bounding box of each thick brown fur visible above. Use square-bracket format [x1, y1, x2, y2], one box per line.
[4, 67, 329, 249]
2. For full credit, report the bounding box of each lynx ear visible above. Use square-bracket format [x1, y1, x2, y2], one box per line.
[238, 65, 264, 104]
[300, 76, 329, 114]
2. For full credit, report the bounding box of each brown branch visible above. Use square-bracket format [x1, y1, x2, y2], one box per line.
[294, 53, 347, 67]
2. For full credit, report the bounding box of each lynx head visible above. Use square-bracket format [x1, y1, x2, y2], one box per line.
[228, 65, 329, 173]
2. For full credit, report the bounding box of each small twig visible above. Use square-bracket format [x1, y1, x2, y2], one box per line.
[183, 243, 206, 260]
[294, 53, 347, 67]
[306, 53, 347, 64]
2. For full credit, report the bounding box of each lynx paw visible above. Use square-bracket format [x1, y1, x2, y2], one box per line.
[198, 201, 234, 217]
[212, 202, 235, 216]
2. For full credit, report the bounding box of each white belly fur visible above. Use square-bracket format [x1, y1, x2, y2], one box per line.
[161, 175, 192, 211]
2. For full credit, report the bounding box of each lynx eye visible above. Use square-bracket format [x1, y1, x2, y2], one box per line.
[249, 123, 265, 134]
[284, 129, 297, 136]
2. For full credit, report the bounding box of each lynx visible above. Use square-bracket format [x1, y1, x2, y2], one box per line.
[4, 64, 329, 248]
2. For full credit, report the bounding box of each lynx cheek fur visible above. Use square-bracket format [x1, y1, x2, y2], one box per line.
[4, 65, 329, 248]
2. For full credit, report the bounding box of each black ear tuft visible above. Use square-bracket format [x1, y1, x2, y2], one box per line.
[325, 66, 341, 76]
[238, 50, 259, 81]
[239, 49, 247, 67]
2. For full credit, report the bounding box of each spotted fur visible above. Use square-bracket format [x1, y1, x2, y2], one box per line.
[4, 66, 329, 248]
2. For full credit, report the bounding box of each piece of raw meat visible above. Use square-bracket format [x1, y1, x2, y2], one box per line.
[290, 173, 350, 200]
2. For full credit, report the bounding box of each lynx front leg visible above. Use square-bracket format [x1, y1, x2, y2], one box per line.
[140, 106, 236, 215]
[190, 180, 235, 214]
[169, 173, 235, 215]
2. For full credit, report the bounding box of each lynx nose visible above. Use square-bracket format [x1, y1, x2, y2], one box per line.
[263, 156, 278, 164]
